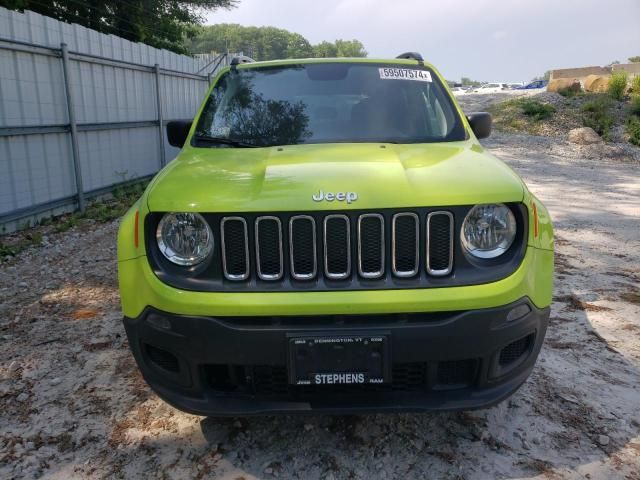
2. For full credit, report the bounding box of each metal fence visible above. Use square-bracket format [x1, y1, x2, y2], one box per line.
[0, 7, 232, 233]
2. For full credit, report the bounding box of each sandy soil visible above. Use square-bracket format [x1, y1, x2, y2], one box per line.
[1, 94, 639, 479]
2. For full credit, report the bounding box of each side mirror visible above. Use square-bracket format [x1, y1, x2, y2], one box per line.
[466, 112, 492, 139]
[166, 120, 192, 148]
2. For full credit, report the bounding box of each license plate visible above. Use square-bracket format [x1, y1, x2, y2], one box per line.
[287, 334, 390, 386]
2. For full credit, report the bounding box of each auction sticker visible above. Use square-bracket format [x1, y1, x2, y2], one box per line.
[379, 67, 432, 82]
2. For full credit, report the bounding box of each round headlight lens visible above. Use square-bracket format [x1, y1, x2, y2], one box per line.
[156, 212, 213, 266]
[461, 204, 516, 259]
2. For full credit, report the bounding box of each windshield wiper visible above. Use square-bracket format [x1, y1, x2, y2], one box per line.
[192, 133, 258, 148]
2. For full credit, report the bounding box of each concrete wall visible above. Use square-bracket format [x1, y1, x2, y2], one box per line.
[550, 66, 610, 82]
[612, 63, 640, 78]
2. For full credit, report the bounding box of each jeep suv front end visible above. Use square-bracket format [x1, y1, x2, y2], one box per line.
[117, 55, 553, 415]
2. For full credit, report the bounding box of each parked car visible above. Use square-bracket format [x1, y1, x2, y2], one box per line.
[450, 86, 466, 94]
[516, 80, 548, 90]
[507, 83, 524, 89]
[471, 83, 510, 93]
[118, 52, 554, 415]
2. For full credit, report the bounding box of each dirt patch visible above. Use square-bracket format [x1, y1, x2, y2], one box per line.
[1, 96, 639, 478]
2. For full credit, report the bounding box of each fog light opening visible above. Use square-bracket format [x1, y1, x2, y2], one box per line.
[147, 315, 172, 331]
[506, 304, 531, 322]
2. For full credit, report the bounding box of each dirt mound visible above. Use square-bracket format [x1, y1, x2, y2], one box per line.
[584, 75, 610, 93]
[548, 78, 582, 94]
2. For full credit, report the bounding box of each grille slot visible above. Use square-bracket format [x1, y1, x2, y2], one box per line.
[323, 215, 351, 279]
[358, 214, 385, 278]
[426, 211, 453, 276]
[392, 213, 419, 277]
[289, 216, 317, 280]
[255, 216, 283, 280]
[221, 217, 250, 280]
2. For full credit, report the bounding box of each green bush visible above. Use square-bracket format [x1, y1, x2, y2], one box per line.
[607, 71, 628, 100]
[581, 96, 614, 140]
[631, 75, 640, 95]
[558, 88, 578, 98]
[630, 94, 640, 116]
[627, 116, 640, 145]
[520, 100, 555, 121]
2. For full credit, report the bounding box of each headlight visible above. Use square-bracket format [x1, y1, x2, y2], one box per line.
[156, 212, 213, 266]
[461, 204, 516, 259]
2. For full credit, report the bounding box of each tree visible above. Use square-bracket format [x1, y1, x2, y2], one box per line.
[460, 77, 482, 87]
[186, 24, 367, 60]
[334, 39, 367, 57]
[0, 0, 237, 54]
[532, 71, 551, 81]
[629, 56, 640, 63]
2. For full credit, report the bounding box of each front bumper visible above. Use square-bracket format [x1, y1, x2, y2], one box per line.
[123, 297, 549, 415]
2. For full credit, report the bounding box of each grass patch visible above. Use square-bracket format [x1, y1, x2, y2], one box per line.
[608, 71, 628, 101]
[581, 96, 614, 140]
[0, 231, 43, 257]
[520, 99, 556, 120]
[558, 88, 579, 98]
[626, 115, 640, 146]
[488, 98, 556, 134]
[629, 94, 640, 116]
[632, 75, 640, 95]
[1, 180, 147, 260]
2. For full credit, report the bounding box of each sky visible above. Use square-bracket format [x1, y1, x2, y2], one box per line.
[205, 0, 640, 82]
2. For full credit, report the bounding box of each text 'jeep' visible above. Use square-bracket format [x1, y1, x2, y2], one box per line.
[117, 53, 553, 415]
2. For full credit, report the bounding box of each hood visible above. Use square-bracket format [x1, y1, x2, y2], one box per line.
[146, 142, 524, 212]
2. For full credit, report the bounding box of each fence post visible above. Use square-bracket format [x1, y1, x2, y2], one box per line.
[154, 64, 166, 168]
[60, 43, 85, 213]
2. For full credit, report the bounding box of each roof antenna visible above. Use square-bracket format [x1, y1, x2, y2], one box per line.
[230, 55, 256, 71]
[396, 52, 424, 66]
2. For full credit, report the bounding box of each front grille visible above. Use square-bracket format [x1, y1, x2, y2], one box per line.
[218, 210, 455, 283]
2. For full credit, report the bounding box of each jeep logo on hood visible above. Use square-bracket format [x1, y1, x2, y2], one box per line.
[312, 190, 358, 204]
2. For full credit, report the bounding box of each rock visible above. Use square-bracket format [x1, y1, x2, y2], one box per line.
[233, 420, 242, 428]
[303, 423, 313, 431]
[568, 127, 602, 145]
[49, 377, 62, 386]
[264, 467, 274, 475]
[597, 434, 610, 446]
[480, 430, 491, 442]
[18, 282, 28, 288]
[16, 392, 29, 402]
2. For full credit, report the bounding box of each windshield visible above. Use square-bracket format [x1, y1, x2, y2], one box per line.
[193, 63, 466, 147]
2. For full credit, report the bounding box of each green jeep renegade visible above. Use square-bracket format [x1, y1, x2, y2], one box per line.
[117, 53, 553, 415]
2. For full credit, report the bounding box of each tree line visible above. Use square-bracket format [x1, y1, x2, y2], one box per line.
[0, 1, 368, 59]
[185, 24, 367, 60]
[0, 0, 238, 54]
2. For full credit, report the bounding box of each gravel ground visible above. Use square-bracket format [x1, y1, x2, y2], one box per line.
[1, 94, 639, 479]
